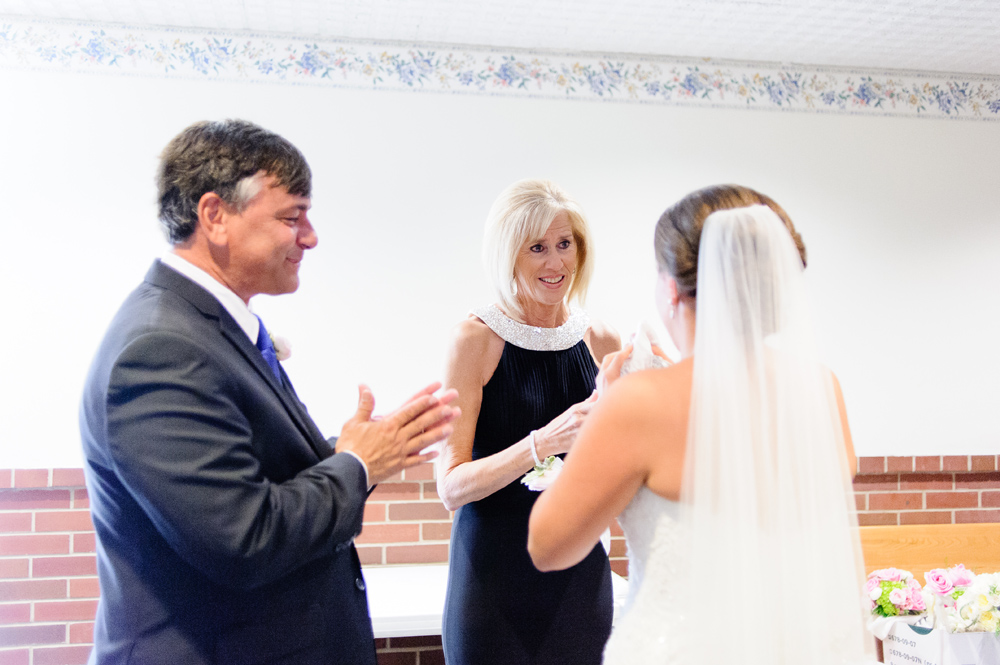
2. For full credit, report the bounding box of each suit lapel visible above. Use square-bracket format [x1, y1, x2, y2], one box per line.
[218, 320, 332, 459]
[145, 260, 332, 461]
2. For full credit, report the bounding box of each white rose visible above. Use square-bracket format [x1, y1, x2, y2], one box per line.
[270, 334, 292, 361]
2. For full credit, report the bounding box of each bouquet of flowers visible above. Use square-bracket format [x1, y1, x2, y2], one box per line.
[924, 564, 977, 631]
[927, 568, 1000, 634]
[866, 568, 927, 617]
[865, 563, 1000, 644]
[954, 572, 1000, 634]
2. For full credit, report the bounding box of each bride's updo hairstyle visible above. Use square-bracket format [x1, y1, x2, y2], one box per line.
[654, 184, 806, 298]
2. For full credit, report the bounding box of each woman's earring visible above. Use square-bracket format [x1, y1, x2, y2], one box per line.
[511, 278, 518, 297]
[669, 306, 676, 319]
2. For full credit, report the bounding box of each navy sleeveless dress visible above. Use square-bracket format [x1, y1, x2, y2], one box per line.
[442, 306, 613, 665]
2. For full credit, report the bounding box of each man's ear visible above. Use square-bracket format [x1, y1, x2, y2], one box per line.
[197, 192, 228, 245]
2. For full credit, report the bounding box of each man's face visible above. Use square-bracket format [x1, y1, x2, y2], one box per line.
[223, 174, 316, 302]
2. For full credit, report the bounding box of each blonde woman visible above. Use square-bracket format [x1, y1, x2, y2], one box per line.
[438, 179, 620, 664]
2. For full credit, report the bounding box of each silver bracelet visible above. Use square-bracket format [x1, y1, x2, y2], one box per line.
[529, 429, 542, 467]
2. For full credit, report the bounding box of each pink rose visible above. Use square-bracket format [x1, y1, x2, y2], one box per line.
[949, 564, 975, 587]
[906, 592, 926, 612]
[904, 581, 926, 611]
[882, 568, 907, 582]
[889, 588, 908, 606]
[865, 576, 881, 596]
[926, 569, 954, 596]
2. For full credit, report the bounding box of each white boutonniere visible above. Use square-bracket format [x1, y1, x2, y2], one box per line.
[269, 333, 292, 361]
[520, 455, 564, 492]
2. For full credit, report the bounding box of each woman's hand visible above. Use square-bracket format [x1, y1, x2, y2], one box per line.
[534, 391, 599, 459]
[595, 344, 633, 396]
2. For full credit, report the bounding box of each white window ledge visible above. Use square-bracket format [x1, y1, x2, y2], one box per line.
[365, 563, 630, 638]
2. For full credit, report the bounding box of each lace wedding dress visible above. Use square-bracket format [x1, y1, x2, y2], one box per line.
[602, 487, 686, 664]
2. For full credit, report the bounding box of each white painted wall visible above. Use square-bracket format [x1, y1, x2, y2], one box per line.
[1, 65, 997, 467]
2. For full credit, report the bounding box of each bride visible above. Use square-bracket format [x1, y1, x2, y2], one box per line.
[527, 185, 876, 663]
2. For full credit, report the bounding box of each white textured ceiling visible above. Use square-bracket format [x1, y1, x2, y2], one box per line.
[2, 0, 999, 76]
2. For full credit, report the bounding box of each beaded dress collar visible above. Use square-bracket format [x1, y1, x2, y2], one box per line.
[471, 304, 590, 352]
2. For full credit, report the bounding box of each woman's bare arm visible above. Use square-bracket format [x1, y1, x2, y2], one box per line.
[436, 316, 601, 511]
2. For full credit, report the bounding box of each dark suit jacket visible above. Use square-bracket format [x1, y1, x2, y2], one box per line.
[79, 260, 377, 665]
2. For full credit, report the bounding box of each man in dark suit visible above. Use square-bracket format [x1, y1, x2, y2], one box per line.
[79, 119, 459, 665]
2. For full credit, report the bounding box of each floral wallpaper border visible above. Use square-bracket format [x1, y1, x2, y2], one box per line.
[2, 18, 999, 120]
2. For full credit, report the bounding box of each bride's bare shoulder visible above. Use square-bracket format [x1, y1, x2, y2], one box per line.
[601, 358, 694, 426]
[622, 357, 693, 395]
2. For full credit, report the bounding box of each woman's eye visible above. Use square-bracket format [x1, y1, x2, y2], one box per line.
[530, 244, 544, 253]
[558, 240, 571, 249]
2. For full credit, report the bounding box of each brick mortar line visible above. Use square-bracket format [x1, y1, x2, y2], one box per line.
[0, 526, 84, 537]
[860, 488, 991, 500]
[0, 512, 92, 515]
[26, 574, 99, 579]
[860, 508, 988, 512]
[0, 618, 93, 626]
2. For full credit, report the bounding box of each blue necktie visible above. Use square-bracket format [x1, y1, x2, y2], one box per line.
[254, 315, 282, 381]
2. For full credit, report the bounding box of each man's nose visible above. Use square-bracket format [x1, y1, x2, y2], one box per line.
[299, 217, 318, 249]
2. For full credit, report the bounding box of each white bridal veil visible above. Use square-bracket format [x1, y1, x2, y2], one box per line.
[680, 206, 875, 663]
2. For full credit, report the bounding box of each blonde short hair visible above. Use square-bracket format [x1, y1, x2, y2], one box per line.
[482, 179, 594, 319]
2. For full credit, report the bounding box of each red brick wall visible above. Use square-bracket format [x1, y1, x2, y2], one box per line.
[0, 468, 95, 665]
[854, 455, 1000, 526]
[2, 457, 997, 664]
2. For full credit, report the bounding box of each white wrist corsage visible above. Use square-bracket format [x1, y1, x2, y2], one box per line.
[521, 456, 564, 492]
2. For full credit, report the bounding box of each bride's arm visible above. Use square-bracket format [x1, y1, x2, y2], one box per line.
[831, 371, 857, 479]
[528, 372, 661, 572]
[436, 318, 595, 511]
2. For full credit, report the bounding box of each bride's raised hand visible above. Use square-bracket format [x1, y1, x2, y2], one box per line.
[533, 391, 599, 458]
